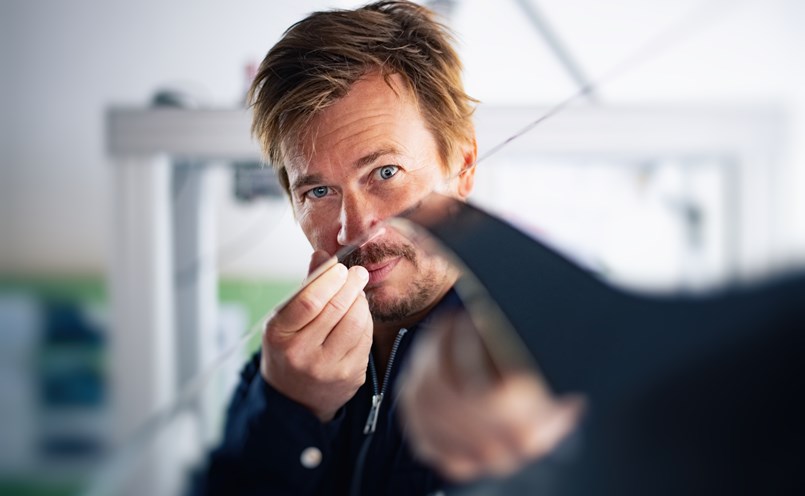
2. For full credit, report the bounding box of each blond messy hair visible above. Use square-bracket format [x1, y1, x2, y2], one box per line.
[248, 0, 477, 195]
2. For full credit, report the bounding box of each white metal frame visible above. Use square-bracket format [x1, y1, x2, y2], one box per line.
[105, 103, 783, 493]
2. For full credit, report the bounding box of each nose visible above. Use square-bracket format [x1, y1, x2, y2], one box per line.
[337, 194, 380, 247]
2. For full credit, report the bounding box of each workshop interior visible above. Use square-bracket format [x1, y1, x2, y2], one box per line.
[1, 0, 804, 495]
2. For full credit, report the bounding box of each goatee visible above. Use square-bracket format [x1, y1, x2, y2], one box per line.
[341, 241, 436, 322]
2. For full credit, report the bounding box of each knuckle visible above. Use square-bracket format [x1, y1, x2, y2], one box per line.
[355, 371, 367, 386]
[263, 328, 285, 349]
[363, 322, 374, 340]
[337, 322, 362, 345]
[341, 307, 368, 333]
[333, 365, 352, 383]
[296, 292, 324, 315]
[307, 359, 330, 382]
[359, 328, 373, 349]
[324, 295, 350, 315]
[283, 344, 308, 370]
[441, 456, 477, 482]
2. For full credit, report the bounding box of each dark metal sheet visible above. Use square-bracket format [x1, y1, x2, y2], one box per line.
[394, 193, 805, 495]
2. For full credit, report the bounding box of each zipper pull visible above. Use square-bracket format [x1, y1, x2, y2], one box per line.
[363, 393, 384, 434]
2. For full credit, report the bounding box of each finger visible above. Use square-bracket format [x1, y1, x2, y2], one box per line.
[333, 292, 374, 362]
[301, 265, 369, 345]
[419, 417, 520, 481]
[438, 455, 481, 483]
[406, 422, 464, 473]
[270, 262, 350, 334]
[409, 406, 479, 462]
[408, 419, 497, 483]
[520, 394, 585, 460]
[473, 438, 522, 478]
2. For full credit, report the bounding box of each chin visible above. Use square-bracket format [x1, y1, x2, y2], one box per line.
[366, 278, 440, 324]
[365, 287, 407, 322]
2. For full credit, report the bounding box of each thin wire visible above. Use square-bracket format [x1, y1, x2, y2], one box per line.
[81, 1, 750, 494]
[174, 199, 289, 288]
[512, 0, 599, 102]
[83, 318, 267, 496]
[83, 228, 385, 496]
[451, 0, 747, 182]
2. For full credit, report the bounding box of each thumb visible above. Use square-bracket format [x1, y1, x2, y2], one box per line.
[308, 249, 334, 276]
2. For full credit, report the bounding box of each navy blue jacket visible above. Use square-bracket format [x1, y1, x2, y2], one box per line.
[194, 290, 463, 496]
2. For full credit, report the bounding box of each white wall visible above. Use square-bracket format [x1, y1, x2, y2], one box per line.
[2, 0, 803, 280]
[0, 0, 350, 279]
[459, 0, 805, 269]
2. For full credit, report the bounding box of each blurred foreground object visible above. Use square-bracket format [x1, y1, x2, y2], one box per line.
[399, 309, 584, 482]
[393, 193, 804, 495]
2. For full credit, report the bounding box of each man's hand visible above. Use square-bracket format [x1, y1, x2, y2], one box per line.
[261, 250, 373, 422]
[399, 311, 585, 482]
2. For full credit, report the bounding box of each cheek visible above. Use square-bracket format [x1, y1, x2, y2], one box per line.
[386, 170, 446, 209]
[297, 207, 340, 253]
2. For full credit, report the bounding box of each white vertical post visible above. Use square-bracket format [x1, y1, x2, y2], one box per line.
[172, 163, 219, 447]
[108, 154, 177, 496]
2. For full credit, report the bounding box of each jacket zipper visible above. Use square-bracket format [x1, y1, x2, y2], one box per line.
[350, 327, 409, 496]
[363, 327, 408, 434]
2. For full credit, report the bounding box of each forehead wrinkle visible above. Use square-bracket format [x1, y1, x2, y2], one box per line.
[300, 115, 406, 169]
[288, 73, 435, 195]
[315, 110, 398, 150]
[300, 74, 414, 162]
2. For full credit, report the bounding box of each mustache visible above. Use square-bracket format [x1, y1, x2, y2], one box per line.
[341, 241, 417, 268]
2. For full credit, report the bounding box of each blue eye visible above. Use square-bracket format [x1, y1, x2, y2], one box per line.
[306, 186, 330, 199]
[376, 165, 399, 180]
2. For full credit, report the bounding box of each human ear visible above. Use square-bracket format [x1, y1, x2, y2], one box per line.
[456, 137, 477, 199]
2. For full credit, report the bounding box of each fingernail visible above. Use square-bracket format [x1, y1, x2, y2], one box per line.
[356, 266, 369, 281]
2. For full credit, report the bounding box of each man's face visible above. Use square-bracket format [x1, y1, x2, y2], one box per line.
[287, 72, 476, 323]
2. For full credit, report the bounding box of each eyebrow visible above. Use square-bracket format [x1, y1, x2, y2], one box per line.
[352, 146, 400, 169]
[290, 146, 401, 193]
[291, 173, 325, 193]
